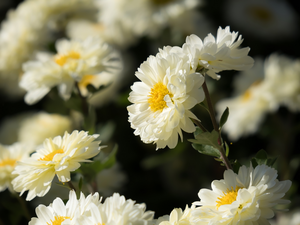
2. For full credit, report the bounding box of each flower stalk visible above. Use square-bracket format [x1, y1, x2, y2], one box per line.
[201, 79, 232, 170]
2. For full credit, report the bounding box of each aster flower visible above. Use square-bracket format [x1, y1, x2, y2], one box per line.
[127, 46, 205, 149]
[29, 190, 100, 225]
[182, 26, 254, 79]
[0, 142, 33, 193]
[216, 55, 300, 140]
[12, 130, 103, 201]
[191, 164, 292, 225]
[0, 0, 93, 97]
[78, 192, 154, 225]
[19, 36, 122, 105]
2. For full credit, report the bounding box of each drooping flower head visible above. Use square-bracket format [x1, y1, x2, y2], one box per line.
[12, 130, 103, 201]
[127, 46, 205, 149]
[182, 26, 254, 79]
[19, 36, 122, 105]
[0, 142, 33, 193]
[191, 164, 292, 225]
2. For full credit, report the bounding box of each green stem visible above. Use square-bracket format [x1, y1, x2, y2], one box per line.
[202, 80, 232, 170]
[191, 118, 208, 132]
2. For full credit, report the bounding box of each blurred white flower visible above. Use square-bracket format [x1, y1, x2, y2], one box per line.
[12, 130, 102, 201]
[191, 164, 292, 225]
[0, 143, 33, 193]
[0, 111, 73, 146]
[270, 209, 300, 225]
[127, 46, 205, 149]
[224, 0, 298, 41]
[78, 192, 154, 225]
[18, 112, 72, 147]
[0, 0, 93, 97]
[182, 26, 254, 80]
[216, 55, 300, 140]
[19, 36, 122, 104]
[67, 0, 202, 48]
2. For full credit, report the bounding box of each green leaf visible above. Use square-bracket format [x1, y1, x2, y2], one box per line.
[251, 149, 277, 167]
[78, 177, 83, 192]
[219, 107, 229, 129]
[225, 142, 229, 157]
[191, 143, 221, 158]
[189, 128, 220, 149]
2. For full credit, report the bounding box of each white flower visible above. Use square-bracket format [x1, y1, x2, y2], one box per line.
[67, 0, 201, 48]
[19, 36, 122, 104]
[191, 164, 292, 225]
[0, 143, 33, 192]
[0, 111, 73, 146]
[78, 192, 154, 225]
[12, 130, 102, 201]
[216, 55, 300, 140]
[224, 0, 298, 41]
[158, 206, 194, 225]
[182, 26, 254, 79]
[18, 112, 72, 146]
[0, 0, 93, 97]
[29, 190, 99, 225]
[127, 46, 205, 149]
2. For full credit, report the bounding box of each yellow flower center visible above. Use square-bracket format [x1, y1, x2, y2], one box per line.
[78, 74, 95, 89]
[216, 186, 240, 209]
[39, 149, 64, 161]
[242, 80, 262, 102]
[47, 216, 71, 225]
[55, 51, 81, 66]
[148, 82, 173, 112]
[0, 159, 17, 167]
[151, 0, 174, 5]
[248, 6, 273, 22]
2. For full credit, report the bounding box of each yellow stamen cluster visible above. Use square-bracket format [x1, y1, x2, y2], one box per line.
[39, 149, 64, 161]
[0, 159, 17, 167]
[242, 80, 262, 102]
[55, 51, 80, 66]
[47, 216, 71, 225]
[148, 82, 173, 112]
[216, 186, 241, 209]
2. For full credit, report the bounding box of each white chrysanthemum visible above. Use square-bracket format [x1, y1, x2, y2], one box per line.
[0, 111, 72, 146]
[67, 0, 201, 48]
[78, 192, 154, 225]
[191, 164, 292, 225]
[19, 36, 122, 104]
[182, 26, 254, 80]
[216, 55, 300, 140]
[127, 46, 205, 149]
[29, 190, 99, 225]
[158, 206, 194, 225]
[0, 143, 33, 192]
[0, 0, 93, 97]
[12, 130, 102, 201]
[224, 0, 298, 41]
[18, 112, 72, 146]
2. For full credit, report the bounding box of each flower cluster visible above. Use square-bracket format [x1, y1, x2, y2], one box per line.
[29, 190, 154, 225]
[128, 26, 254, 149]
